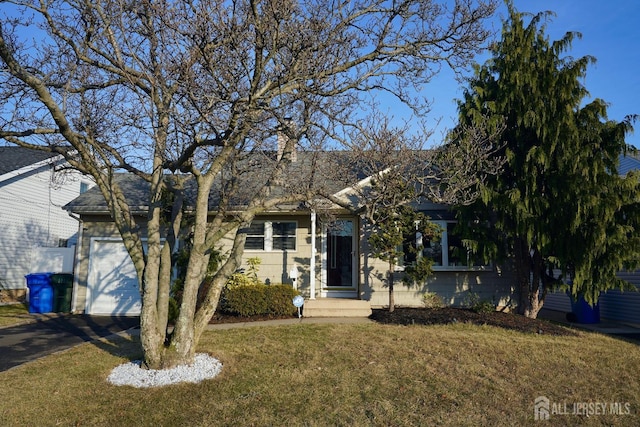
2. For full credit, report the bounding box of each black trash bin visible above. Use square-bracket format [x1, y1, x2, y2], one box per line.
[25, 273, 54, 313]
[51, 273, 74, 313]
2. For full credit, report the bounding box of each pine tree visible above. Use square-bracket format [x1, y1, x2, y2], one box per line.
[455, 1, 640, 318]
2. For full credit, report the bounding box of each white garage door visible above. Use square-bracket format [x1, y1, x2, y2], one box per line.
[87, 239, 142, 315]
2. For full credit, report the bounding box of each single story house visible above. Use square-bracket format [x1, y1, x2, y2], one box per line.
[0, 146, 93, 301]
[64, 151, 517, 316]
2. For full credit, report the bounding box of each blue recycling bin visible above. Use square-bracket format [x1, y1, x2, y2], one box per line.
[570, 295, 600, 324]
[25, 273, 54, 313]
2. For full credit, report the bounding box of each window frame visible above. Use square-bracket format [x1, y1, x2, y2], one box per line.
[244, 220, 298, 252]
[397, 220, 491, 272]
[271, 221, 297, 251]
[244, 221, 266, 251]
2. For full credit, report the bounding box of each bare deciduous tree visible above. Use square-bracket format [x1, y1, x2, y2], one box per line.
[329, 116, 504, 311]
[0, 0, 496, 369]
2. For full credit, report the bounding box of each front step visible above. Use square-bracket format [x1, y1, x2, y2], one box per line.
[303, 298, 372, 318]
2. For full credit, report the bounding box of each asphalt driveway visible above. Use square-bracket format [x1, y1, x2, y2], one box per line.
[0, 314, 139, 371]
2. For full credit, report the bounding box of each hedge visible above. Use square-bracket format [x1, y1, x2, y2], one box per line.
[220, 283, 300, 317]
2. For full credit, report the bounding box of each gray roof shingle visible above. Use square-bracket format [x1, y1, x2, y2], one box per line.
[0, 146, 61, 176]
[64, 151, 361, 214]
[64, 174, 152, 214]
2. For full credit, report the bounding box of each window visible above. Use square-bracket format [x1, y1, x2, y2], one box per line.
[245, 222, 266, 250]
[272, 221, 296, 250]
[245, 220, 297, 251]
[79, 181, 90, 194]
[401, 221, 489, 271]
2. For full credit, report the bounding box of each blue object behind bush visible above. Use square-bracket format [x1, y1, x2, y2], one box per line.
[25, 273, 54, 313]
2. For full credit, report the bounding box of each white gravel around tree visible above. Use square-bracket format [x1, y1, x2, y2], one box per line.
[107, 353, 223, 388]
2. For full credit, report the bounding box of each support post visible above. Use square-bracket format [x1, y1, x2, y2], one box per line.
[310, 210, 316, 299]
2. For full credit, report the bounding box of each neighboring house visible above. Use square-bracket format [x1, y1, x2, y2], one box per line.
[0, 146, 93, 300]
[64, 154, 517, 316]
[544, 154, 640, 325]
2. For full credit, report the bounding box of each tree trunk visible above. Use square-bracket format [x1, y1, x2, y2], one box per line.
[514, 238, 532, 318]
[194, 274, 226, 343]
[527, 249, 545, 319]
[519, 280, 543, 319]
[139, 260, 165, 369]
[514, 239, 544, 319]
[165, 243, 210, 368]
[139, 188, 166, 369]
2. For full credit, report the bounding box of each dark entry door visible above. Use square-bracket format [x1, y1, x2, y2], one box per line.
[327, 219, 354, 288]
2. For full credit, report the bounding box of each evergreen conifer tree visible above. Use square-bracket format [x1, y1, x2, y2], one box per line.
[455, 1, 640, 318]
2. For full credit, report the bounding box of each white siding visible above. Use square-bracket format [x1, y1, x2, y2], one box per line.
[599, 288, 640, 325]
[544, 271, 640, 325]
[0, 165, 90, 289]
[543, 291, 573, 312]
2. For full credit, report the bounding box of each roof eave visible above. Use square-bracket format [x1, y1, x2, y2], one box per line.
[65, 206, 149, 216]
[0, 153, 66, 184]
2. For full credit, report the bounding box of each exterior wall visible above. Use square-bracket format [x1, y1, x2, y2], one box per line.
[234, 214, 313, 293]
[543, 291, 572, 312]
[31, 247, 75, 273]
[361, 250, 517, 309]
[358, 218, 517, 309]
[0, 165, 91, 290]
[72, 211, 519, 312]
[231, 212, 519, 308]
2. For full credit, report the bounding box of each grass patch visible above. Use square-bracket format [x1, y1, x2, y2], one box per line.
[0, 323, 638, 426]
[0, 303, 30, 327]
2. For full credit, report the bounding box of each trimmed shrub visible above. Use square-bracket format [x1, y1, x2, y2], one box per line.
[264, 284, 300, 316]
[221, 284, 268, 317]
[221, 283, 299, 317]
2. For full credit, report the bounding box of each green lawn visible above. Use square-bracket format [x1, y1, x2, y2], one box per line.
[0, 322, 638, 426]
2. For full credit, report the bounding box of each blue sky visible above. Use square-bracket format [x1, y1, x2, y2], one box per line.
[2, 1, 637, 148]
[419, 0, 640, 148]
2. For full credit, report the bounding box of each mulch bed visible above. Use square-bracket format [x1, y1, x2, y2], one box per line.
[209, 307, 578, 336]
[369, 307, 578, 336]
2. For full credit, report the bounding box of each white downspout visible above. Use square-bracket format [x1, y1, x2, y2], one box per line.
[67, 212, 83, 314]
[310, 210, 316, 299]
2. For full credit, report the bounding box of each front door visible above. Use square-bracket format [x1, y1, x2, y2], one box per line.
[323, 219, 357, 297]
